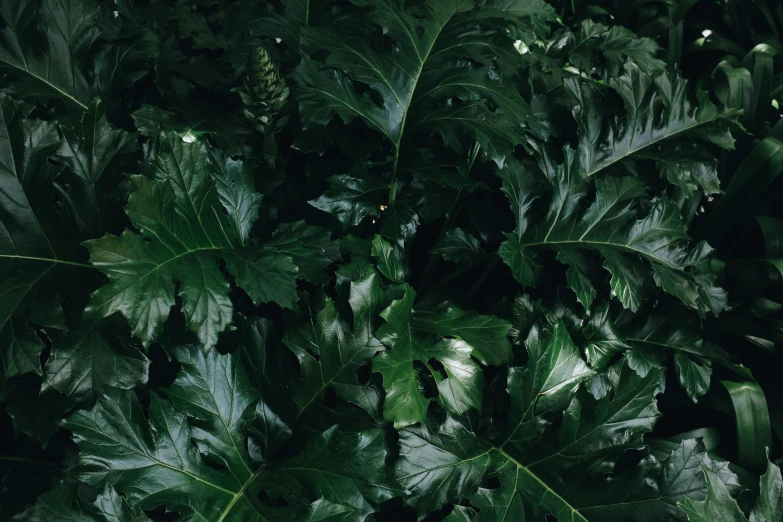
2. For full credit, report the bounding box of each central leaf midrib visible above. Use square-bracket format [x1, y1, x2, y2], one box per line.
[388, 5, 464, 201]
[83, 412, 270, 521]
[0, 254, 94, 269]
[89, 244, 225, 308]
[293, 336, 374, 419]
[520, 238, 685, 270]
[216, 465, 267, 522]
[626, 336, 708, 357]
[493, 446, 587, 521]
[0, 58, 89, 110]
[585, 110, 720, 177]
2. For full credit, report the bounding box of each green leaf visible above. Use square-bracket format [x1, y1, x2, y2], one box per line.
[55, 98, 138, 239]
[582, 302, 630, 369]
[557, 246, 597, 310]
[498, 233, 541, 286]
[504, 322, 593, 451]
[283, 258, 385, 418]
[308, 173, 385, 228]
[620, 312, 727, 362]
[397, 415, 494, 513]
[567, 62, 737, 194]
[0, 95, 64, 324]
[497, 149, 724, 315]
[675, 353, 712, 402]
[0, 94, 90, 385]
[567, 20, 666, 78]
[372, 286, 429, 427]
[753, 457, 783, 522]
[380, 203, 420, 248]
[398, 355, 735, 521]
[431, 228, 488, 266]
[371, 235, 405, 282]
[0, 321, 46, 382]
[30, 481, 151, 522]
[254, 427, 403, 519]
[410, 302, 513, 366]
[0, 0, 100, 110]
[373, 285, 485, 427]
[722, 380, 773, 471]
[678, 451, 783, 522]
[296, 0, 551, 205]
[679, 465, 750, 522]
[62, 345, 400, 521]
[264, 221, 341, 285]
[84, 132, 298, 349]
[41, 320, 149, 405]
[208, 149, 263, 246]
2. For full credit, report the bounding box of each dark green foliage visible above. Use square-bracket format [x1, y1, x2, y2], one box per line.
[1, 0, 782, 521]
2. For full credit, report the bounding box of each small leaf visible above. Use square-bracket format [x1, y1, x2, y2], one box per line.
[308, 173, 386, 228]
[432, 228, 488, 266]
[371, 235, 405, 282]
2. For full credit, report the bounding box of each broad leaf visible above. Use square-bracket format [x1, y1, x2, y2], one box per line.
[566, 20, 666, 78]
[567, 62, 736, 194]
[0, 0, 99, 110]
[309, 173, 386, 228]
[55, 98, 138, 239]
[84, 132, 299, 349]
[398, 352, 735, 521]
[0, 94, 84, 384]
[283, 258, 386, 418]
[371, 234, 405, 282]
[62, 344, 401, 522]
[41, 319, 149, 405]
[618, 311, 729, 400]
[373, 285, 486, 427]
[497, 150, 725, 315]
[264, 221, 341, 285]
[30, 481, 151, 522]
[410, 302, 513, 366]
[296, 0, 554, 212]
[432, 228, 489, 266]
[679, 457, 781, 522]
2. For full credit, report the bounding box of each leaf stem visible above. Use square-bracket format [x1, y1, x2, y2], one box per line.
[0, 455, 53, 466]
[0, 255, 95, 269]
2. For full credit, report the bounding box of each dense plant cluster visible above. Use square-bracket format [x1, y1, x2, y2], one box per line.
[1, 0, 782, 520]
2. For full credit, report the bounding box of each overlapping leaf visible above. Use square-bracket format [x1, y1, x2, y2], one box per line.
[0, 94, 81, 388]
[372, 287, 477, 427]
[30, 482, 150, 522]
[396, 319, 738, 521]
[282, 258, 386, 419]
[567, 62, 737, 195]
[1, 0, 781, 520]
[679, 456, 782, 522]
[62, 344, 401, 522]
[297, 0, 554, 227]
[0, 0, 99, 110]
[55, 98, 138, 239]
[41, 319, 149, 405]
[497, 150, 726, 315]
[84, 131, 304, 349]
